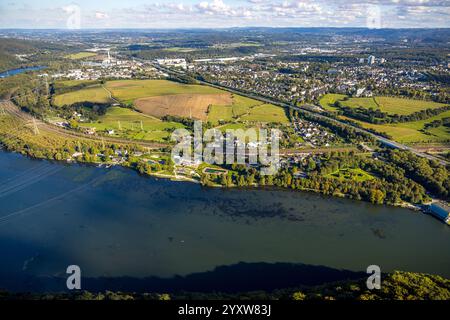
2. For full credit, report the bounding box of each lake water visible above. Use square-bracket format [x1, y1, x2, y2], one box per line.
[0, 151, 449, 293]
[0, 66, 46, 78]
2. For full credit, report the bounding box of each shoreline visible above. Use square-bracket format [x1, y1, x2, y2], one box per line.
[0, 147, 426, 214]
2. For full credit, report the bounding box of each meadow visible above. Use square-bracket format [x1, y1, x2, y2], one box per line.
[53, 79, 289, 126]
[105, 80, 223, 104]
[78, 107, 184, 142]
[240, 104, 290, 123]
[53, 85, 111, 106]
[320, 93, 449, 144]
[65, 52, 97, 60]
[319, 93, 347, 112]
[325, 167, 375, 182]
[345, 110, 450, 143]
[320, 94, 447, 115]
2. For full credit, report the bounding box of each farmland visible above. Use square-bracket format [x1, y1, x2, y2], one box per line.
[320, 94, 447, 115]
[135, 93, 232, 121]
[53, 85, 112, 106]
[65, 52, 97, 60]
[345, 110, 450, 143]
[105, 80, 223, 104]
[319, 94, 450, 144]
[78, 107, 184, 142]
[239, 104, 289, 123]
[52, 79, 289, 126]
[319, 93, 346, 112]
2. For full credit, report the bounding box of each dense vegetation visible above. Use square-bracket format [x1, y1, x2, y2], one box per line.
[200, 151, 431, 205]
[1, 271, 448, 300]
[383, 149, 450, 200]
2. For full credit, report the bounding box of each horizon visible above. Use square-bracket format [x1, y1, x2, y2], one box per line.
[2, 26, 450, 31]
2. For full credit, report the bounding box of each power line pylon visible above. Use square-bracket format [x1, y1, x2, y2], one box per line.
[32, 118, 40, 135]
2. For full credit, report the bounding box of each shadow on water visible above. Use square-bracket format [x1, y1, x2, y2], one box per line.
[0, 262, 366, 293]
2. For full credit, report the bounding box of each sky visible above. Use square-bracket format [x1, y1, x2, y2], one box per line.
[0, 0, 449, 29]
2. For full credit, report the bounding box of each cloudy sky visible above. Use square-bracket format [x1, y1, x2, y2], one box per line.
[0, 0, 449, 29]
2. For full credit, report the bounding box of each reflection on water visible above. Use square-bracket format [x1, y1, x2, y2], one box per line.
[0, 151, 449, 292]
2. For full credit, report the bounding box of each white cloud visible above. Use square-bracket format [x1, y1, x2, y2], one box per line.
[95, 12, 109, 19]
[0, 0, 449, 28]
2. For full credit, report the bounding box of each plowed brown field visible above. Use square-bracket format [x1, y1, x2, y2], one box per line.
[134, 93, 232, 120]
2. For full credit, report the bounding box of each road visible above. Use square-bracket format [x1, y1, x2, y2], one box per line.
[0, 101, 167, 150]
[151, 62, 448, 165]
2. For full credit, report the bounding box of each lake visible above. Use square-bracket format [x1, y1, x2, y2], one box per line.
[0, 66, 46, 78]
[0, 151, 449, 293]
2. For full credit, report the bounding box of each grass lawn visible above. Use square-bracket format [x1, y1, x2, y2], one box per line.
[341, 97, 379, 110]
[240, 104, 289, 123]
[164, 47, 197, 52]
[325, 167, 375, 182]
[78, 107, 184, 142]
[322, 93, 447, 115]
[319, 93, 347, 112]
[207, 105, 234, 124]
[216, 122, 250, 132]
[53, 80, 99, 88]
[343, 110, 450, 144]
[105, 80, 223, 104]
[53, 85, 112, 106]
[374, 97, 446, 115]
[207, 95, 264, 124]
[65, 52, 97, 60]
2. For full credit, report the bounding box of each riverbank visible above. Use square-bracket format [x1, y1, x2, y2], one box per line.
[1, 150, 450, 291]
[0, 146, 428, 215]
[1, 271, 448, 300]
[0, 110, 444, 217]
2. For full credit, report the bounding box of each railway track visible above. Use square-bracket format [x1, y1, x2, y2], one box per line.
[0, 101, 167, 150]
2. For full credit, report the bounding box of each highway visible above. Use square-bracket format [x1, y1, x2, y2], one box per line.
[152, 62, 448, 166]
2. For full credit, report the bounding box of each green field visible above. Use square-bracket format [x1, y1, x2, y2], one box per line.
[207, 95, 265, 124]
[341, 97, 379, 110]
[320, 94, 447, 115]
[216, 122, 251, 132]
[53, 85, 112, 106]
[53, 79, 291, 142]
[54, 80, 99, 88]
[319, 93, 347, 112]
[207, 105, 234, 124]
[65, 52, 97, 60]
[163, 47, 197, 52]
[325, 167, 375, 182]
[374, 97, 446, 115]
[345, 110, 450, 143]
[319, 93, 450, 144]
[78, 107, 184, 142]
[105, 80, 223, 104]
[240, 104, 289, 123]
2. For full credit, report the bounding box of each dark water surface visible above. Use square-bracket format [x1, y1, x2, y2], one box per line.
[0, 151, 449, 292]
[0, 66, 46, 78]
